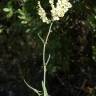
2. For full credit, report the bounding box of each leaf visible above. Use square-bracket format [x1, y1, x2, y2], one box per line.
[3, 8, 10, 12]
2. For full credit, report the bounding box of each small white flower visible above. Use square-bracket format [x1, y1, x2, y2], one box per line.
[37, 0, 72, 24]
[38, 1, 50, 24]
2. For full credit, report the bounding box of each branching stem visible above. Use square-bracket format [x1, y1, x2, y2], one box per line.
[24, 22, 53, 96]
[42, 22, 53, 96]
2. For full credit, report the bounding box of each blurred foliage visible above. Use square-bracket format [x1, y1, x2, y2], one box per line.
[0, 0, 96, 96]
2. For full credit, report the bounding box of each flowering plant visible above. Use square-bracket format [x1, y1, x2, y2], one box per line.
[24, 0, 72, 96]
[38, 0, 72, 23]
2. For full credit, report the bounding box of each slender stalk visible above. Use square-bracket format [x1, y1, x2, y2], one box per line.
[24, 79, 42, 96]
[42, 22, 53, 96]
[24, 22, 53, 96]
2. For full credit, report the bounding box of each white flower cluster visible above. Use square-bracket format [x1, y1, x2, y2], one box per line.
[38, 0, 72, 24]
[38, 1, 50, 24]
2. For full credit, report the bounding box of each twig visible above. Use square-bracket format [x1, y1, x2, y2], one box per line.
[38, 32, 44, 44]
[24, 22, 53, 96]
[42, 22, 53, 96]
[24, 79, 42, 96]
[46, 54, 51, 66]
[38, 22, 53, 96]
